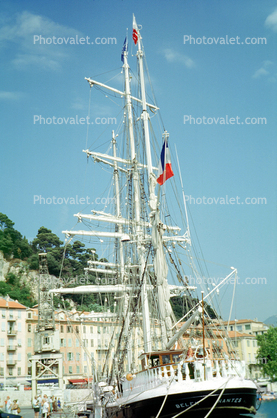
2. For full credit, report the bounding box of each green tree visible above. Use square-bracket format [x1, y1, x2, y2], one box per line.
[0, 213, 32, 259]
[257, 327, 277, 381]
[170, 296, 217, 321]
[32, 227, 63, 252]
[0, 272, 36, 308]
[0, 213, 15, 230]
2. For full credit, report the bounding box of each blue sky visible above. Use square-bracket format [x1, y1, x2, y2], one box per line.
[0, 0, 276, 322]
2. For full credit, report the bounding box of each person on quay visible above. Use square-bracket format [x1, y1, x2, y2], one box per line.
[5, 396, 12, 413]
[42, 395, 50, 418]
[11, 400, 19, 415]
[33, 396, 40, 418]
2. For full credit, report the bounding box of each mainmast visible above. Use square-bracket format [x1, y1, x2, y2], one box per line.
[133, 14, 157, 212]
[133, 15, 174, 348]
[122, 35, 152, 353]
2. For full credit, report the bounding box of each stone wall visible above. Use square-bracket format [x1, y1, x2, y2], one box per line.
[0, 389, 92, 408]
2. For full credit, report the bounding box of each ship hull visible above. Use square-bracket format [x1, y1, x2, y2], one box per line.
[107, 387, 257, 418]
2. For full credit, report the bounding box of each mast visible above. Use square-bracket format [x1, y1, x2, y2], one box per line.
[112, 131, 132, 370]
[112, 131, 125, 286]
[133, 14, 153, 179]
[133, 14, 157, 212]
[133, 15, 174, 348]
[122, 34, 152, 352]
[202, 291, 206, 380]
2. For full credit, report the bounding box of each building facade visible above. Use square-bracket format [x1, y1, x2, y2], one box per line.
[0, 297, 27, 384]
[224, 319, 269, 380]
[0, 296, 270, 388]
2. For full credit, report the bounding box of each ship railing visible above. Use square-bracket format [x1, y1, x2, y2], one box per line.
[122, 359, 245, 395]
[122, 363, 184, 395]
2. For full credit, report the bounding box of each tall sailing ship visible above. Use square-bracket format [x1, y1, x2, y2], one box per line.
[52, 15, 257, 418]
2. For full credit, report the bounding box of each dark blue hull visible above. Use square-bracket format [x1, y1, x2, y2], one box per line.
[107, 387, 257, 418]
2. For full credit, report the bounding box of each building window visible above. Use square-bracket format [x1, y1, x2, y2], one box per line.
[84, 366, 87, 374]
[69, 366, 73, 374]
[17, 367, 21, 376]
[67, 352, 74, 361]
[18, 311, 21, 319]
[17, 353, 21, 361]
[76, 339, 79, 347]
[83, 326, 86, 333]
[68, 339, 72, 347]
[1, 323, 5, 332]
[8, 369, 13, 376]
[43, 337, 50, 345]
[230, 326, 233, 331]
[18, 322, 21, 332]
[60, 339, 64, 347]
[97, 326, 101, 334]
[2, 310, 5, 318]
[76, 326, 79, 333]
[28, 338, 32, 347]
[91, 339, 94, 347]
[76, 353, 80, 361]
[67, 326, 72, 333]
[245, 324, 251, 330]
[28, 324, 32, 332]
[9, 310, 14, 319]
[28, 312, 32, 319]
[247, 340, 250, 347]
[236, 325, 242, 331]
[90, 326, 93, 333]
[61, 325, 64, 333]
[76, 366, 80, 374]
[0, 367, 4, 376]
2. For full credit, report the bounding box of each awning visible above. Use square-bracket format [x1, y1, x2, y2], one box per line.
[37, 379, 59, 384]
[68, 379, 87, 384]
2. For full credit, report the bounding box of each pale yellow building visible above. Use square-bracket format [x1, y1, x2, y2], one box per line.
[224, 319, 269, 380]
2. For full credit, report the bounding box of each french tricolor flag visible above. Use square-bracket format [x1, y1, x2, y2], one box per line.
[133, 14, 138, 45]
[157, 138, 174, 185]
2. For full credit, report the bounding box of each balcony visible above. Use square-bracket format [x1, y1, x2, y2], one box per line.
[7, 317, 16, 322]
[7, 360, 17, 367]
[7, 329, 17, 337]
[7, 346, 17, 352]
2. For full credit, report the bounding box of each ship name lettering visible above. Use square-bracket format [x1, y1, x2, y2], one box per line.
[175, 402, 194, 409]
[219, 397, 242, 404]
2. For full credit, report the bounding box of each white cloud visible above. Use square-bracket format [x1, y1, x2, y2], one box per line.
[0, 91, 24, 100]
[163, 48, 195, 68]
[0, 11, 81, 70]
[71, 98, 88, 111]
[253, 61, 275, 80]
[265, 7, 277, 32]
